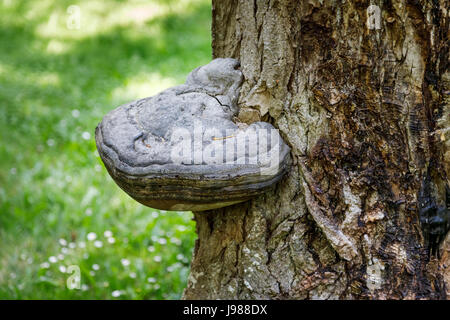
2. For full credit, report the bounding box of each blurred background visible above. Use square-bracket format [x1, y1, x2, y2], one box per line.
[0, 0, 211, 299]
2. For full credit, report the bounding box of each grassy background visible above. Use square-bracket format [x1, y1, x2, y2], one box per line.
[0, 0, 211, 299]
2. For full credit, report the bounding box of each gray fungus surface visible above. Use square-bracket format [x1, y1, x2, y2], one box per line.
[95, 58, 290, 211]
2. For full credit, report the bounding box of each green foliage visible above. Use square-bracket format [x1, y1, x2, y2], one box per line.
[0, 0, 211, 299]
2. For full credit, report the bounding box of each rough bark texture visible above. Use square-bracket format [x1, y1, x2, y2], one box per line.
[183, 0, 449, 299]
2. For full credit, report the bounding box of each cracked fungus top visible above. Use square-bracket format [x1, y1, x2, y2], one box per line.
[95, 58, 290, 211]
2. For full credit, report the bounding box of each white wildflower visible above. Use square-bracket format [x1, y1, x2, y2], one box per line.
[104, 230, 113, 238]
[87, 232, 97, 241]
[112, 290, 122, 297]
[82, 132, 91, 140]
[72, 109, 80, 118]
[94, 240, 103, 248]
[121, 259, 130, 267]
[176, 254, 184, 261]
[47, 139, 55, 147]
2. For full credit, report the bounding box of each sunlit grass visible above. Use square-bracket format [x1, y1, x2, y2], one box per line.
[111, 72, 178, 101]
[0, 0, 211, 299]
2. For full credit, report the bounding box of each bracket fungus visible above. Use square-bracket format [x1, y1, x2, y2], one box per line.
[95, 58, 290, 211]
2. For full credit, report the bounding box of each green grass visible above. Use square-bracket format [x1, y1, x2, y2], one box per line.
[0, 0, 212, 299]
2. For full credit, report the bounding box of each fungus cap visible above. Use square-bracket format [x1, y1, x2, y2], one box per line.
[95, 58, 290, 211]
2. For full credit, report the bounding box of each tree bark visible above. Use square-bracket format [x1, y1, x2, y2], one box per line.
[183, 0, 449, 299]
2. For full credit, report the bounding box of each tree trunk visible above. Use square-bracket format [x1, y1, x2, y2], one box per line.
[183, 0, 449, 299]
